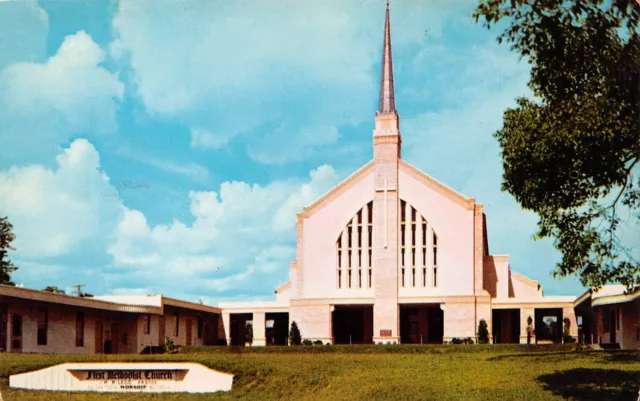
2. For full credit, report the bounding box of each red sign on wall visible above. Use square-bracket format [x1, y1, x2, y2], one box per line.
[380, 329, 392, 337]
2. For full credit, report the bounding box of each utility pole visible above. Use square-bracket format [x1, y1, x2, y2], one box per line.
[72, 284, 85, 297]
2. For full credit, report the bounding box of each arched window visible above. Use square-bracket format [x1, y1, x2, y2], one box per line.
[336, 199, 438, 289]
[399, 200, 438, 288]
[336, 201, 373, 289]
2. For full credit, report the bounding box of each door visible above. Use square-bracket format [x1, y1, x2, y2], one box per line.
[11, 313, 22, 352]
[111, 324, 120, 354]
[186, 319, 193, 346]
[610, 309, 617, 344]
[95, 321, 103, 354]
[159, 316, 165, 346]
[0, 303, 7, 352]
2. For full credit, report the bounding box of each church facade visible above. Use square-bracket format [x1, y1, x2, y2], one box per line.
[218, 4, 578, 346]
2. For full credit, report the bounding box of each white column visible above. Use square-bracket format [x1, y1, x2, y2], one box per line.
[427, 226, 434, 287]
[222, 313, 231, 346]
[252, 312, 266, 347]
[416, 215, 424, 287]
[363, 203, 369, 276]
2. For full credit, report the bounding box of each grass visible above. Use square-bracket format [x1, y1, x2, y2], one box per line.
[0, 345, 638, 400]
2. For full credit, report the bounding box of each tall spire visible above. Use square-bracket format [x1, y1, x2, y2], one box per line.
[378, 0, 396, 114]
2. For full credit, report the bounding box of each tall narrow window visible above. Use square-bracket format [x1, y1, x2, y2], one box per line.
[368, 201, 373, 222]
[348, 270, 352, 288]
[348, 226, 352, 248]
[422, 222, 427, 245]
[422, 247, 426, 266]
[358, 270, 362, 288]
[348, 250, 352, 267]
[358, 226, 362, 247]
[37, 308, 48, 346]
[368, 249, 372, 267]
[358, 250, 362, 266]
[400, 200, 406, 222]
[412, 268, 416, 287]
[143, 314, 151, 334]
[338, 270, 342, 288]
[434, 268, 438, 287]
[401, 268, 405, 287]
[401, 251, 405, 266]
[76, 312, 85, 347]
[368, 270, 372, 287]
[401, 224, 405, 246]
[338, 250, 342, 267]
[368, 226, 372, 246]
[411, 224, 416, 245]
[411, 248, 416, 266]
[433, 233, 437, 246]
[175, 313, 180, 336]
[357, 209, 362, 224]
[423, 268, 427, 287]
[411, 207, 417, 222]
[433, 247, 438, 266]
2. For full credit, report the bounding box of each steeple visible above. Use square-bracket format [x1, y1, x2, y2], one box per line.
[378, 0, 396, 114]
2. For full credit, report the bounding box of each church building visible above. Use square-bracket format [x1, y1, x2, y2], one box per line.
[218, 4, 579, 346]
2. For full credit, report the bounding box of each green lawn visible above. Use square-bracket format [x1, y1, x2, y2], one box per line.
[0, 345, 638, 400]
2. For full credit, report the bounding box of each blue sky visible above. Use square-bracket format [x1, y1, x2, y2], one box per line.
[0, 0, 589, 303]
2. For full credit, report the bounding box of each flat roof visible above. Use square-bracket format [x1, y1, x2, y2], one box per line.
[0, 285, 221, 315]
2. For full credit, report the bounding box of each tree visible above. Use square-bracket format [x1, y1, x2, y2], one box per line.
[43, 286, 66, 295]
[477, 319, 489, 344]
[0, 217, 18, 285]
[526, 316, 535, 344]
[289, 321, 302, 346]
[474, 1, 640, 290]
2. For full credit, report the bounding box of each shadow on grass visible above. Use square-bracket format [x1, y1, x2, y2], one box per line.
[489, 350, 639, 362]
[538, 368, 639, 401]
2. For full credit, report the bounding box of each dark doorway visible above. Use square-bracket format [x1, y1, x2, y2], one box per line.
[230, 313, 252, 346]
[0, 303, 7, 352]
[332, 305, 373, 344]
[266, 313, 289, 345]
[400, 304, 443, 344]
[492, 309, 521, 344]
[11, 313, 22, 352]
[609, 309, 617, 344]
[535, 308, 563, 343]
[95, 321, 103, 354]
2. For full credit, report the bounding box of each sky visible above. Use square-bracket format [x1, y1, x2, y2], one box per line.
[0, 0, 591, 303]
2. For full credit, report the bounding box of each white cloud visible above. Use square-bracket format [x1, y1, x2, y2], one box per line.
[0, 139, 123, 258]
[109, 0, 467, 158]
[247, 125, 340, 165]
[108, 164, 339, 298]
[0, 31, 124, 164]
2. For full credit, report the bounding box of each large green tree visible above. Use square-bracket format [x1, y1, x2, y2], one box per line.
[0, 216, 18, 285]
[474, 1, 639, 290]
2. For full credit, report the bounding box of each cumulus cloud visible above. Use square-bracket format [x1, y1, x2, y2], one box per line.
[0, 139, 123, 258]
[0, 30, 124, 164]
[107, 164, 339, 298]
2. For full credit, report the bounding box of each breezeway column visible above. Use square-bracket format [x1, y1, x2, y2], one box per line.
[563, 307, 578, 341]
[520, 307, 535, 344]
[222, 313, 231, 346]
[252, 312, 266, 347]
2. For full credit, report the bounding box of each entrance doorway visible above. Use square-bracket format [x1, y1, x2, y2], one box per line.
[400, 304, 443, 344]
[535, 308, 562, 343]
[609, 309, 617, 344]
[11, 313, 22, 352]
[230, 313, 252, 346]
[492, 309, 521, 344]
[0, 303, 7, 352]
[265, 313, 289, 345]
[332, 305, 373, 344]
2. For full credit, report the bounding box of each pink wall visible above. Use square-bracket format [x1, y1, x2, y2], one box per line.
[398, 166, 475, 297]
[300, 167, 376, 299]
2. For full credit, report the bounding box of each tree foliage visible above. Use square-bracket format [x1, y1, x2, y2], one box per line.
[0, 217, 18, 285]
[474, 0, 640, 290]
[477, 319, 490, 344]
[43, 286, 66, 294]
[289, 321, 302, 346]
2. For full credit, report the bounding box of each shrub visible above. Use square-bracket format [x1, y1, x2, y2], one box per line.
[526, 316, 535, 344]
[164, 337, 178, 354]
[450, 337, 474, 344]
[289, 321, 302, 345]
[302, 339, 313, 346]
[563, 318, 576, 343]
[245, 324, 253, 345]
[477, 319, 489, 344]
[313, 340, 324, 345]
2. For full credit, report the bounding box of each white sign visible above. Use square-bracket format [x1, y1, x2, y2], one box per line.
[9, 362, 233, 393]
